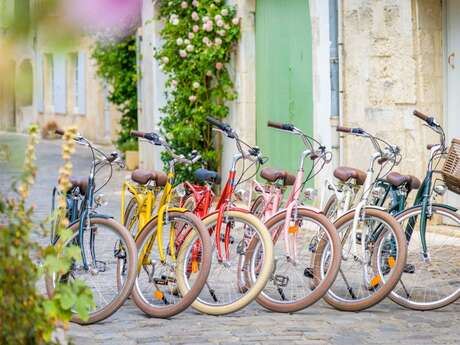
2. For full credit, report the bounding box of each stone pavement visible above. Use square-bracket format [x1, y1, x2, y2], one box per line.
[1, 132, 460, 345]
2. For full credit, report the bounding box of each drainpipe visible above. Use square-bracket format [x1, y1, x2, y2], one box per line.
[329, 0, 341, 166]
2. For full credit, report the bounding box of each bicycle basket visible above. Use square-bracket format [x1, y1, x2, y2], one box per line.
[441, 138, 460, 194]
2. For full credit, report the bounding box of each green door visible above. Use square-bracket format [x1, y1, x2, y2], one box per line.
[256, 0, 313, 176]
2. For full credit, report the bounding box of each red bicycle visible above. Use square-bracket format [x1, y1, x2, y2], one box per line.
[175, 117, 274, 315]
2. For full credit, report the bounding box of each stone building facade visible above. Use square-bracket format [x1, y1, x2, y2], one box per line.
[0, 0, 121, 145]
[138, 0, 458, 201]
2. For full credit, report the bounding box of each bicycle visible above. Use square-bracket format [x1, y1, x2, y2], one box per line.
[241, 121, 342, 313]
[127, 130, 212, 318]
[380, 110, 460, 310]
[314, 125, 408, 311]
[175, 116, 274, 315]
[46, 129, 137, 324]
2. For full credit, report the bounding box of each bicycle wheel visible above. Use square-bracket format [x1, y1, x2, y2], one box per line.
[323, 194, 338, 220]
[45, 216, 137, 324]
[385, 205, 460, 310]
[131, 211, 212, 318]
[245, 207, 341, 312]
[176, 210, 274, 315]
[250, 195, 265, 219]
[182, 194, 196, 212]
[315, 207, 406, 311]
[123, 197, 140, 237]
[235, 195, 266, 293]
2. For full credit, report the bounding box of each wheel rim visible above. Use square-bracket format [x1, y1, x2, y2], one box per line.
[390, 207, 460, 307]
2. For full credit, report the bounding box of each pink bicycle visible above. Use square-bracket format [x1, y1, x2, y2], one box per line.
[240, 121, 342, 313]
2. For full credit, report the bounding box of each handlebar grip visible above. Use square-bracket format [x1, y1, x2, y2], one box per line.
[207, 116, 228, 132]
[336, 126, 352, 133]
[267, 121, 294, 131]
[107, 152, 118, 163]
[413, 110, 429, 122]
[131, 130, 146, 138]
[131, 130, 159, 142]
[55, 129, 65, 136]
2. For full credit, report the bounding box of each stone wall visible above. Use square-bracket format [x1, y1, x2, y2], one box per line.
[340, 0, 443, 178]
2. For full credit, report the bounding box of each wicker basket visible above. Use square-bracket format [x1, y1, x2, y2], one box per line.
[441, 138, 460, 195]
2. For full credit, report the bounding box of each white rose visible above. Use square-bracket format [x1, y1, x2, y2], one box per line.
[193, 82, 200, 89]
[176, 38, 184, 45]
[221, 8, 229, 16]
[186, 44, 194, 52]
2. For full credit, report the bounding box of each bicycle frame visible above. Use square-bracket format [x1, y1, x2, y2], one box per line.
[121, 181, 159, 234]
[181, 181, 213, 219]
[247, 179, 284, 221]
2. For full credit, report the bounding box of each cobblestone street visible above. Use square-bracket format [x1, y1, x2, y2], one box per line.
[2, 132, 460, 345]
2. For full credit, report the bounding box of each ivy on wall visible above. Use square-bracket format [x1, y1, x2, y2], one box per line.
[156, 0, 240, 182]
[92, 36, 138, 152]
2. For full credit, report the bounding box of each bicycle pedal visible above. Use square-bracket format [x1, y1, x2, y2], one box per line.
[304, 267, 314, 279]
[403, 263, 415, 274]
[274, 274, 289, 287]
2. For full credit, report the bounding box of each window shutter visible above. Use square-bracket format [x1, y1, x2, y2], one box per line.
[77, 52, 86, 114]
[53, 53, 66, 113]
[36, 53, 44, 112]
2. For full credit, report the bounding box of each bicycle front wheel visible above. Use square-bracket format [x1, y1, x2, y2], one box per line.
[45, 216, 137, 324]
[316, 208, 407, 311]
[131, 211, 212, 318]
[177, 210, 274, 315]
[246, 207, 342, 313]
[387, 205, 460, 310]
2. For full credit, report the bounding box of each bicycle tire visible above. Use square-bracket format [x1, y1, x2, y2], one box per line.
[246, 207, 341, 312]
[131, 211, 212, 318]
[315, 207, 407, 311]
[45, 217, 137, 324]
[176, 210, 274, 315]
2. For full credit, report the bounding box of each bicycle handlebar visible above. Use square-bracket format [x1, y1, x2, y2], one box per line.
[413, 110, 437, 127]
[267, 121, 294, 132]
[336, 126, 364, 135]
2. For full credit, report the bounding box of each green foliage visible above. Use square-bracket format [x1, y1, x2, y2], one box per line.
[0, 126, 94, 345]
[156, 0, 240, 182]
[92, 36, 138, 152]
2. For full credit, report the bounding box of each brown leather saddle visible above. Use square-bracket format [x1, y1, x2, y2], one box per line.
[260, 167, 296, 186]
[333, 166, 367, 185]
[131, 169, 168, 186]
[385, 172, 421, 190]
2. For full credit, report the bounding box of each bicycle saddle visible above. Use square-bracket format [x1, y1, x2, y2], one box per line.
[131, 169, 168, 187]
[195, 168, 221, 184]
[333, 167, 367, 186]
[385, 172, 421, 190]
[260, 167, 296, 186]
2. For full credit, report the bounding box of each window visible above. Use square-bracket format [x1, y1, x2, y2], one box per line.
[53, 53, 66, 114]
[73, 52, 86, 114]
[37, 53, 44, 112]
[45, 53, 54, 111]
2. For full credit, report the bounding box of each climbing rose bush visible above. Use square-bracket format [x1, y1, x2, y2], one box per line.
[156, 0, 240, 182]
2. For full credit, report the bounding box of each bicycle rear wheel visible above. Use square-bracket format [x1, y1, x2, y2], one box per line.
[315, 207, 406, 311]
[45, 216, 137, 324]
[176, 210, 274, 315]
[131, 211, 212, 318]
[386, 205, 460, 310]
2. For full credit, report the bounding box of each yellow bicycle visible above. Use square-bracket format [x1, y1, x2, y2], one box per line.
[119, 130, 212, 318]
